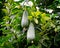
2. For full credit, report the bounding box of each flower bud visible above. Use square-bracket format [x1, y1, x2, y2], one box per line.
[21, 10, 28, 27]
[27, 23, 35, 40]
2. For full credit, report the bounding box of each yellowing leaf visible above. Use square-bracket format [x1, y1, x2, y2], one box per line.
[2, 9, 9, 14]
[3, 16, 10, 21]
[15, 5, 21, 9]
[41, 18, 46, 23]
[28, 16, 33, 20]
[39, 32, 44, 35]
[31, 12, 35, 16]
[35, 11, 41, 16]
[41, 13, 46, 17]
[54, 28, 57, 32]
[44, 16, 50, 20]
[41, 13, 50, 23]
[51, 23, 55, 27]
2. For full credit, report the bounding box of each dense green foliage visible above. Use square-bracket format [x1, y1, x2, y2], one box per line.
[0, 0, 60, 48]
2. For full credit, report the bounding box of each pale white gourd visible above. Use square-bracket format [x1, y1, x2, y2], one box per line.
[27, 22, 35, 40]
[21, 10, 28, 27]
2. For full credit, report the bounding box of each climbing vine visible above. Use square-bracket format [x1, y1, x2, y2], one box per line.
[0, 0, 60, 48]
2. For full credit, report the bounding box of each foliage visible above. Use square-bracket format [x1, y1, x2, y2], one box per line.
[0, 0, 60, 48]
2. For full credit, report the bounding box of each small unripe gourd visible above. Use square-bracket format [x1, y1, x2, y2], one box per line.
[27, 22, 35, 40]
[21, 10, 28, 27]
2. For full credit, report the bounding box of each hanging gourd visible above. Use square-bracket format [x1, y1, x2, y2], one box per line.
[21, 10, 28, 27]
[27, 22, 35, 40]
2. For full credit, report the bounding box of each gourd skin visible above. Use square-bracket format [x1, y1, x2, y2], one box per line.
[27, 23, 35, 40]
[21, 10, 28, 27]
